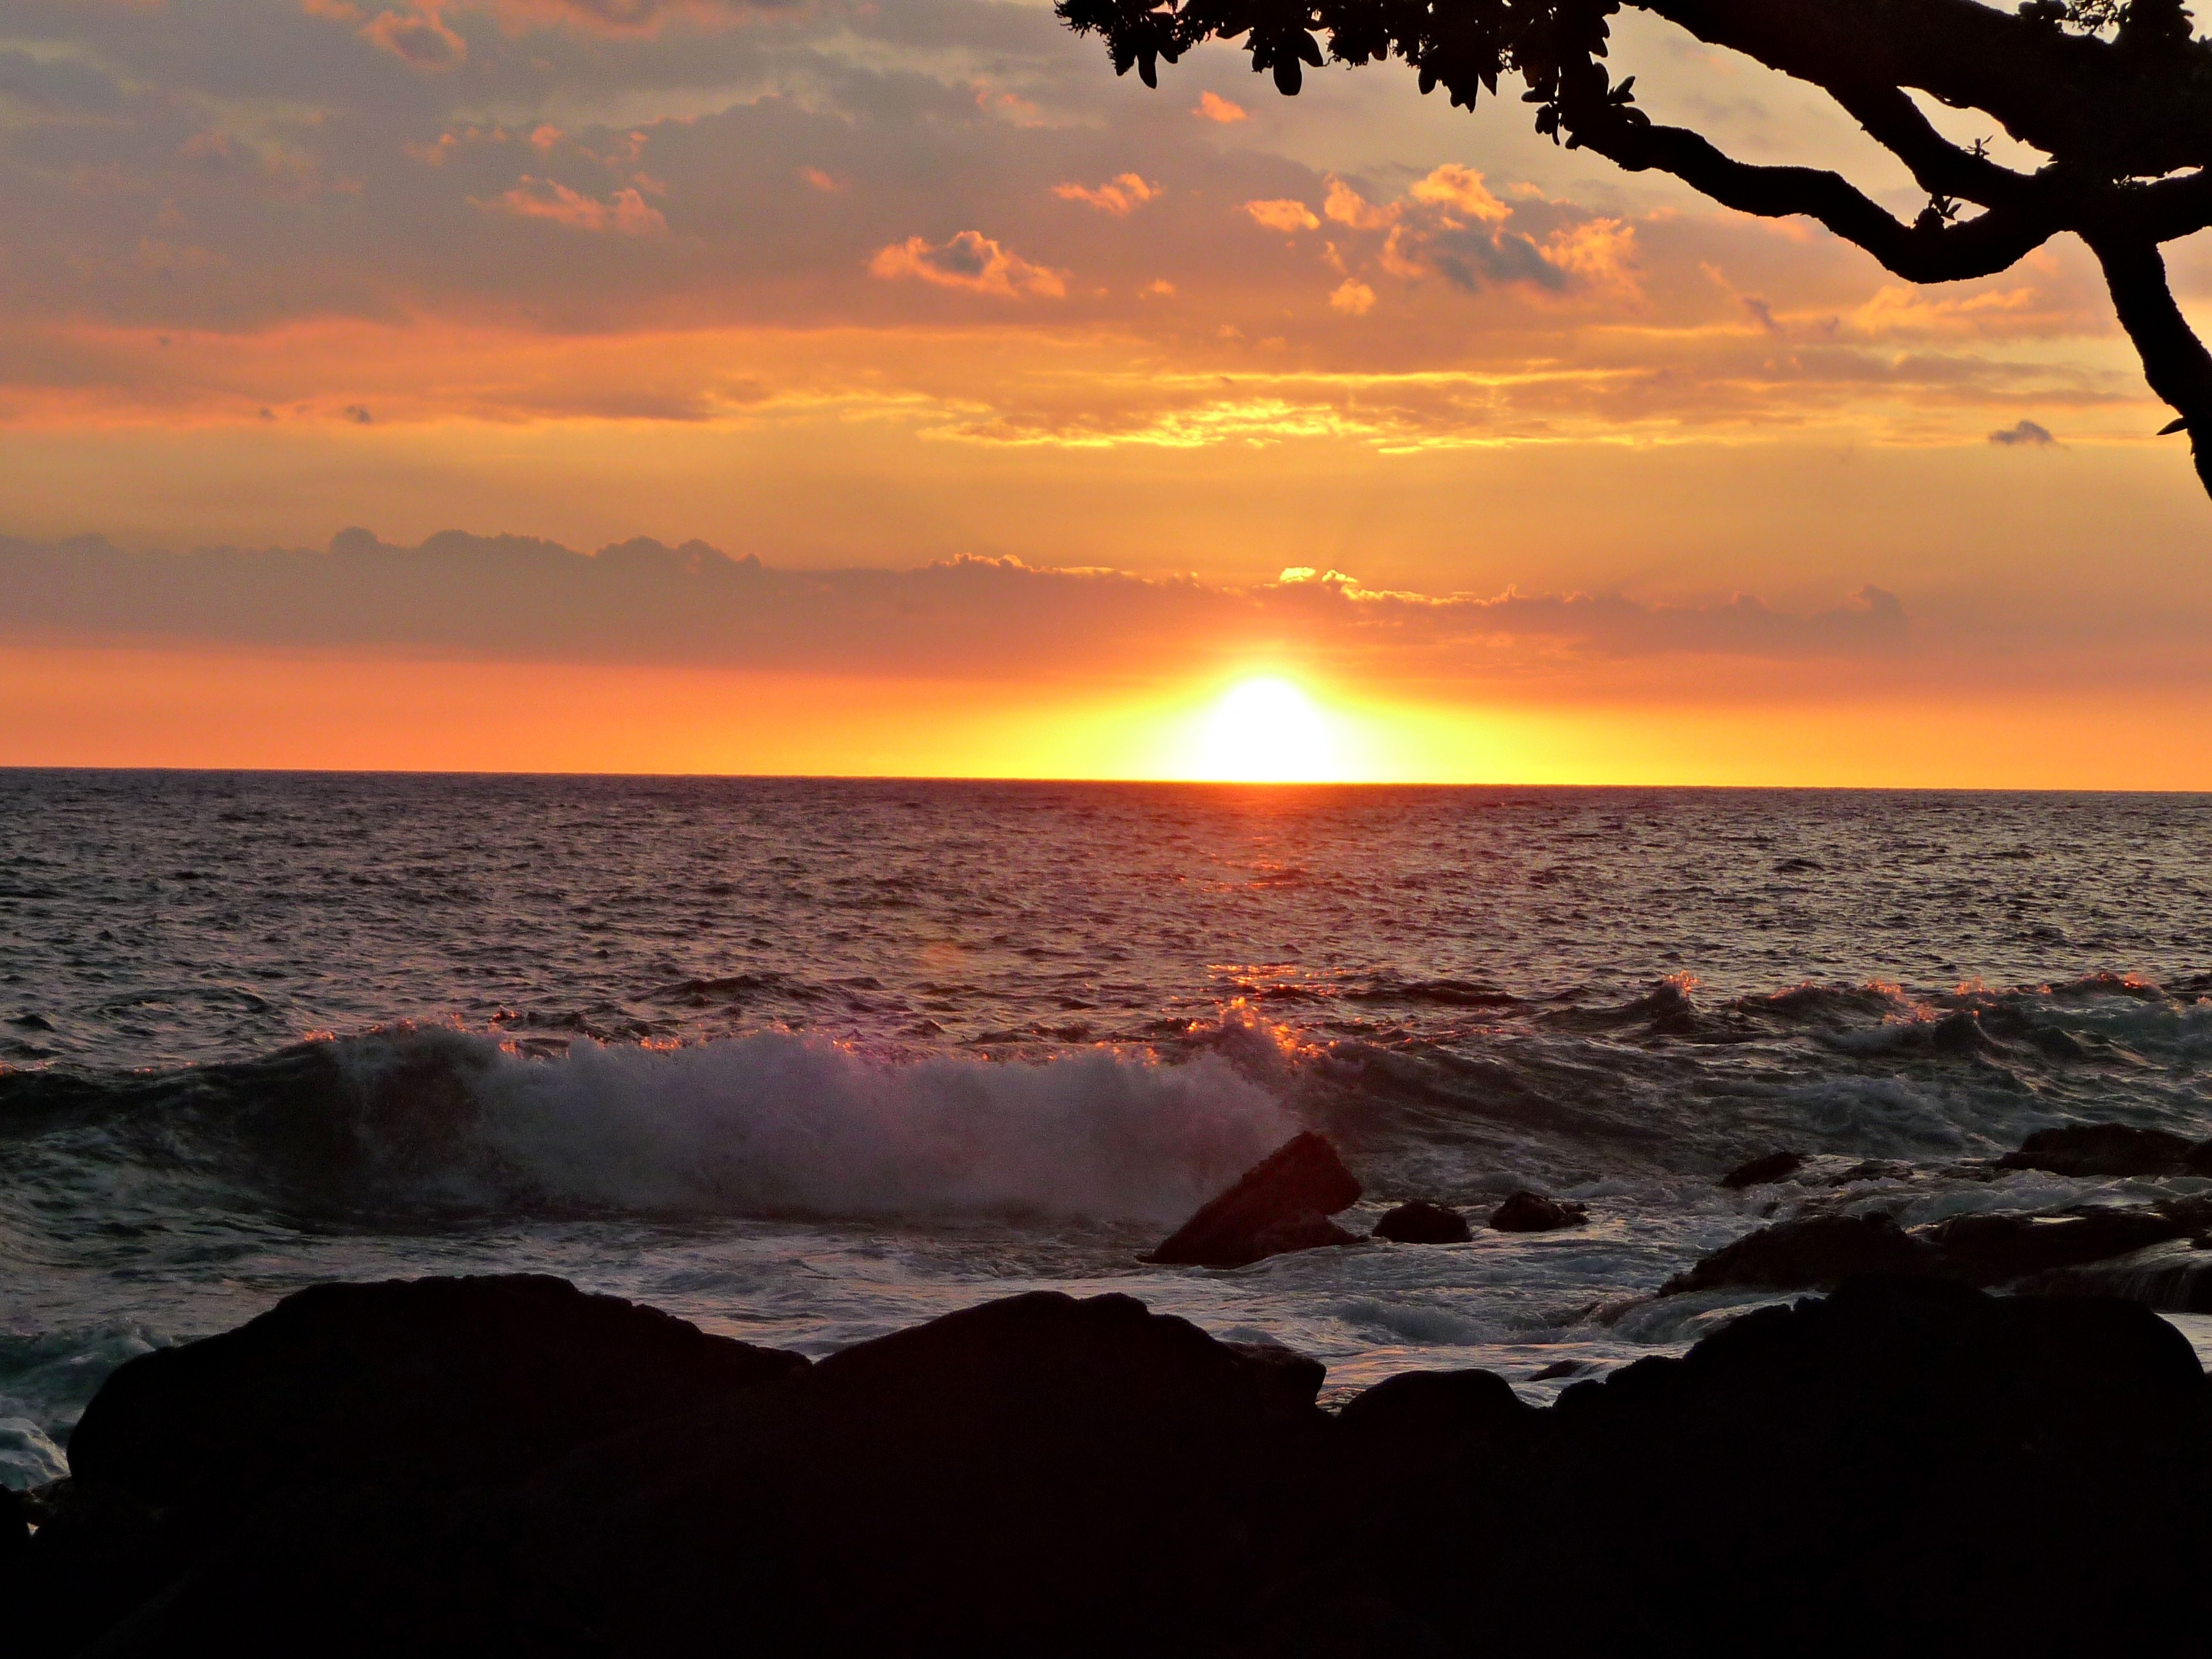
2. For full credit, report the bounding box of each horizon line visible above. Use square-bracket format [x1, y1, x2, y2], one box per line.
[2, 764, 2207, 797]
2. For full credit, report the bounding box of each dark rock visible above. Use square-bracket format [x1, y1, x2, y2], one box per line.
[81, 1290, 1334, 1658]
[1249, 1208, 1364, 1258]
[1527, 1359, 1592, 1381]
[1718, 1150, 1804, 1189]
[16, 1273, 2212, 1659]
[1831, 1158, 1911, 1185]
[1487, 1191, 1588, 1232]
[1338, 1368, 1532, 1444]
[1923, 1204, 2192, 1286]
[1527, 1277, 2212, 1651]
[1, 1484, 25, 1567]
[1146, 1131, 1362, 1267]
[17, 1275, 806, 1659]
[68, 1274, 808, 1527]
[2022, 1240, 2212, 1311]
[1660, 1212, 1934, 1295]
[1372, 1200, 1472, 1244]
[1996, 1121, 2195, 1178]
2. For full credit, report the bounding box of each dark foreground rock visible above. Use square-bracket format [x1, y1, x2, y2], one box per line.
[1997, 1120, 2212, 1178]
[15, 1272, 2206, 1659]
[1145, 1130, 1363, 1267]
[1372, 1200, 1472, 1244]
[16, 1275, 808, 1658]
[1487, 1190, 1588, 1232]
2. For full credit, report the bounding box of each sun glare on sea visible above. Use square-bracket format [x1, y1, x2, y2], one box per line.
[1189, 677, 1345, 783]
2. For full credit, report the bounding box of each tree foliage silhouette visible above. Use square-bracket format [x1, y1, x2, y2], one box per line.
[1057, 0, 2212, 500]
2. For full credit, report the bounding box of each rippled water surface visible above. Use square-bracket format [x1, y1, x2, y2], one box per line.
[6, 771, 2211, 1487]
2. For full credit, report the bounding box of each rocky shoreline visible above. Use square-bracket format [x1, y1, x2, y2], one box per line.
[12, 1119, 2212, 1656]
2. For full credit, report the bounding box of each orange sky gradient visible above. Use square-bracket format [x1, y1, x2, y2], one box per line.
[2, 0, 2209, 785]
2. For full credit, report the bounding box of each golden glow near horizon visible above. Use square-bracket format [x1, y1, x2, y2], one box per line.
[1185, 677, 1345, 783]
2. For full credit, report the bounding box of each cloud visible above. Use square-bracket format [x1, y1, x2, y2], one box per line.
[1328, 278, 1375, 316]
[483, 177, 670, 236]
[869, 231, 1067, 298]
[1407, 164, 1509, 223]
[1052, 173, 1159, 217]
[0, 531, 1911, 681]
[1194, 92, 1247, 123]
[1242, 198, 1319, 233]
[360, 4, 467, 65]
[1989, 419, 2057, 446]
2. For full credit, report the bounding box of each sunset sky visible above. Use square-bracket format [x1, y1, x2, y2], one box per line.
[4, 0, 2210, 784]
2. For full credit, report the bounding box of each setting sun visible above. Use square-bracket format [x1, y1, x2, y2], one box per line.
[1189, 677, 1344, 783]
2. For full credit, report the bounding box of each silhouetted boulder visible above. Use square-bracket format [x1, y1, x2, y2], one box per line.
[1997, 1122, 2197, 1178]
[0, 1484, 24, 1568]
[1146, 1131, 1362, 1267]
[1527, 1277, 2212, 1651]
[1339, 1368, 1532, 1443]
[1373, 1201, 1472, 1244]
[68, 1274, 808, 1530]
[13, 1274, 2212, 1659]
[1488, 1191, 1587, 1233]
[68, 1289, 1334, 1658]
[1719, 1151, 1804, 1189]
[1660, 1212, 1933, 1295]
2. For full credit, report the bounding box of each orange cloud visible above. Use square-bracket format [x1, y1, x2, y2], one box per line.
[1541, 218, 1641, 303]
[1194, 92, 1247, 123]
[1329, 278, 1375, 316]
[1323, 178, 1395, 231]
[483, 177, 669, 236]
[1052, 173, 1160, 216]
[869, 232, 1067, 299]
[1242, 198, 1319, 232]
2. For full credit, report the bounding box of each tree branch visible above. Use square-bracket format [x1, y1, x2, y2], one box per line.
[2088, 233, 2212, 495]
[1562, 102, 2065, 282]
[1635, 0, 2212, 180]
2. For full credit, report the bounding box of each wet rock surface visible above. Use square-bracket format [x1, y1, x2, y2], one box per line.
[1662, 1212, 1934, 1295]
[1372, 1200, 1473, 1244]
[1145, 1131, 1363, 1267]
[1718, 1150, 1805, 1189]
[1488, 1191, 1589, 1232]
[1996, 1121, 2209, 1178]
[12, 1272, 2206, 1658]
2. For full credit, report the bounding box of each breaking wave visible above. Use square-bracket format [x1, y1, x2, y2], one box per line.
[1, 1024, 1298, 1227]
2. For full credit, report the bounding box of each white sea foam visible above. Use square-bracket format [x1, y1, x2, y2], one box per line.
[412, 1030, 1297, 1225]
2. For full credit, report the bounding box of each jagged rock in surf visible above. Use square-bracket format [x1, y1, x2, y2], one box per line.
[1718, 1150, 1806, 1189]
[1922, 1205, 2195, 1286]
[1996, 1121, 2203, 1178]
[1372, 1200, 1473, 1244]
[1831, 1159, 1912, 1185]
[1487, 1191, 1588, 1233]
[2020, 1240, 2212, 1310]
[1660, 1212, 1933, 1295]
[1663, 1196, 2212, 1304]
[1144, 1130, 1363, 1267]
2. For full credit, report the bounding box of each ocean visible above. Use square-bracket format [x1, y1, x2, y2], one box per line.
[6, 769, 2211, 1490]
